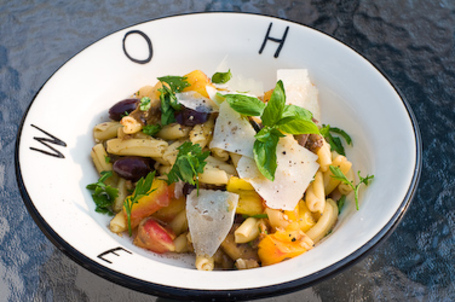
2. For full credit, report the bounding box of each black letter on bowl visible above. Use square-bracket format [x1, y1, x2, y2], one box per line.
[122, 30, 153, 64]
[258, 23, 289, 58]
[29, 124, 67, 158]
[97, 247, 133, 264]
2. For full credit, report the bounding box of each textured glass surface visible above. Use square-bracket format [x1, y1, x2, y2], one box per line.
[1, 1, 454, 301]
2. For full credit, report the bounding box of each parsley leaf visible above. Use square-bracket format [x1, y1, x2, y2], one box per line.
[139, 97, 151, 111]
[157, 76, 189, 126]
[320, 124, 352, 156]
[124, 171, 156, 236]
[329, 165, 374, 210]
[212, 69, 232, 84]
[166, 142, 210, 194]
[157, 76, 190, 92]
[142, 124, 162, 136]
[86, 171, 119, 215]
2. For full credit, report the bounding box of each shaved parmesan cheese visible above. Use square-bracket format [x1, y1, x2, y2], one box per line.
[221, 74, 264, 97]
[236, 135, 319, 210]
[209, 101, 256, 157]
[176, 91, 219, 112]
[277, 69, 320, 122]
[186, 190, 239, 257]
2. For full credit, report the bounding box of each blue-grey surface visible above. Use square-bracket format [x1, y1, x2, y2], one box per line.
[1, 0, 454, 301]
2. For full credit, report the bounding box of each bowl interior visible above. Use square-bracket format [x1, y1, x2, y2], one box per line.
[17, 13, 418, 294]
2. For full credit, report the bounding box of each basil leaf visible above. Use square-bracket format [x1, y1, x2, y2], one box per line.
[261, 80, 286, 127]
[282, 104, 313, 120]
[278, 118, 320, 135]
[212, 69, 232, 84]
[253, 127, 285, 181]
[223, 93, 266, 116]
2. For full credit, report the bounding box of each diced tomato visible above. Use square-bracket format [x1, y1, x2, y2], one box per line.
[134, 217, 176, 254]
[182, 70, 214, 98]
[123, 180, 174, 229]
[257, 223, 313, 266]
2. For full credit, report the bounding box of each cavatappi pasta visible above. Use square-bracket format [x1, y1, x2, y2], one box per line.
[88, 68, 371, 270]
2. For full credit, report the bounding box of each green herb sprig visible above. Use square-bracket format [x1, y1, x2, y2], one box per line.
[221, 80, 320, 181]
[142, 124, 162, 136]
[157, 76, 190, 126]
[86, 171, 119, 215]
[166, 141, 210, 194]
[320, 125, 352, 156]
[139, 97, 151, 111]
[124, 171, 156, 236]
[329, 165, 374, 210]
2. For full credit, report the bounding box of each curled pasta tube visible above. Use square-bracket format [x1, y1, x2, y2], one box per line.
[338, 168, 354, 195]
[168, 210, 188, 236]
[195, 255, 215, 271]
[93, 121, 122, 141]
[305, 171, 326, 214]
[316, 139, 332, 172]
[90, 143, 112, 175]
[174, 233, 191, 253]
[110, 211, 127, 233]
[306, 198, 339, 244]
[323, 155, 352, 195]
[235, 217, 260, 243]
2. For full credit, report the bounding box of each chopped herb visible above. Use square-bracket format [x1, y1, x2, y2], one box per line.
[104, 155, 111, 163]
[166, 142, 210, 195]
[86, 171, 118, 215]
[329, 165, 374, 210]
[121, 111, 129, 118]
[320, 124, 352, 156]
[157, 76, 189, 126]
[124, 171, 156, 236]
[142, 124, 162, 136]
[212, 69, 232, 84]
[139, 97, 151, 111]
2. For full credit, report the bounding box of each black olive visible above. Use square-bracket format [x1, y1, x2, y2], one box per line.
[108, 98, 139, 121]
[113, 156, 153, 182]
[175, 107, 209, 126]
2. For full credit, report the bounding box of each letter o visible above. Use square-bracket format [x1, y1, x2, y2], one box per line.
[122, 30, 153, 64]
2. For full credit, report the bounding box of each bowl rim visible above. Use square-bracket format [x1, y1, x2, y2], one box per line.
[14, 11, 422, 301]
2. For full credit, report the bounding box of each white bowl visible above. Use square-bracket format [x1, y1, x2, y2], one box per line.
[15, 12, 421, 301]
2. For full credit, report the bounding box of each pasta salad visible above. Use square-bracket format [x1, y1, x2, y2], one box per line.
[87, 69, 374, 270]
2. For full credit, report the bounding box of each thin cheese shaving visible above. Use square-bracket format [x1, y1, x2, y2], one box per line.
[176, 91, 219, 112]
[186, 189, 239, 257]
[277, 69, 320, 122]
[209, 101, 256, 157]
[236, 135, 319, 210]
